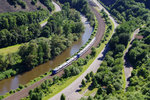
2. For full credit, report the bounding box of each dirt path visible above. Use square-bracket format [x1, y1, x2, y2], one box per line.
[124, 29, 140, 88]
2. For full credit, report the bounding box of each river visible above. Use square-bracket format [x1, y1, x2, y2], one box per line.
[0, 15, 93, 95]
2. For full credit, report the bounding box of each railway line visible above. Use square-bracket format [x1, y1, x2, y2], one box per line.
[4, 1, 106, 100]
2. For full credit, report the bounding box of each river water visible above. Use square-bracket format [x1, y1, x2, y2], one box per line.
[0, 15, 93, 95]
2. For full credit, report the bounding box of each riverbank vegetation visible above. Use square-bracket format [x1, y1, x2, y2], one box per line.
[0, 4, 84, 81]
[22, 13, 98, 100]
[0, 0, 96, 98]
[58, 0, 95, 26]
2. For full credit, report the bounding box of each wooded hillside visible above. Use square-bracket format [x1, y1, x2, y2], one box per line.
[0, 0, 47, 13]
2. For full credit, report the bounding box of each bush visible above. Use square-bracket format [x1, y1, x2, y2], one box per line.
[60, 94, 66, 100]
[19, 84, 24, 89]
[91, 47, 96, 57]
[17, 0, 26, 9]
[31, 0, 37, 5]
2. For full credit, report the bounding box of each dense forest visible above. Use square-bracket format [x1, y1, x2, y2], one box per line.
[0, 0, 149, 99]
[58, 0, 95, 26]
[0, 0, 93, 82]
[127, 24, 150, 99]
[0, 10, 49, 48]
[19, 7, 84, 70]
[98, 0, 150, 22]
[0, 6, 84, 80]
[6, 0, 55, 11]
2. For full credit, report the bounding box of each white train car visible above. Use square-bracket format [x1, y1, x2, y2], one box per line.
[52, 55, 77, 74]
[52, 37, 96, 75]
[77, 37, 96, 58]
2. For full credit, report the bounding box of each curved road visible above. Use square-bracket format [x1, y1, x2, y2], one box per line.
[40, 1, 61, 27]
[91, 0, 118, 28]
[49, 1, 118, 100]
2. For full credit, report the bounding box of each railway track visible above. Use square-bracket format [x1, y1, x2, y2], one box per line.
[4, 2, 105, 100]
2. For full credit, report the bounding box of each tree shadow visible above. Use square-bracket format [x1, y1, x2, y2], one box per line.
[75, 89, 81, 92]
[97, 44, 110, 61]
[7, 0, 15, 5]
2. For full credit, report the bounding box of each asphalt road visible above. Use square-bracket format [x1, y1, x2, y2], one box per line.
[91, 0, 118, 28]
[40, 1, 61, 27]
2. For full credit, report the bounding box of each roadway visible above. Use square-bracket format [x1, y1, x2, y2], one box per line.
[40, 1, 61, 27]
[91, 0, 118, 28]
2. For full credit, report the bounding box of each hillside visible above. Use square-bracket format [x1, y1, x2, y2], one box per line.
[0, 0, 47, 13]
[98, 0, 117, 7]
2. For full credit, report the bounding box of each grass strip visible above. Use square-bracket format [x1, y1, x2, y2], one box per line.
[0, 44, 21, 56]
[39, 17, 49, 25]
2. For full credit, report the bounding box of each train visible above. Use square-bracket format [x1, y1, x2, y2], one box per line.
[52, 37, 96, 75]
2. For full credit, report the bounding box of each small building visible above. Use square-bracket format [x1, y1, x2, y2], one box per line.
[135, 35, 143, 40]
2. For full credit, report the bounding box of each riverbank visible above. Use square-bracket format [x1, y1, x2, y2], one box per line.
[2, 14, 93, 100]
[3, 3, 102, 100]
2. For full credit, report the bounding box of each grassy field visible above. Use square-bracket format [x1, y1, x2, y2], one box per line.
[39, 17, 49, 25]
[0, 44, 21, 56]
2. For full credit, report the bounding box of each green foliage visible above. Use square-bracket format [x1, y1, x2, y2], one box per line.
[91, 77, 98, 88]
[31, 0, 38, 5]
[17, 8, 84, 70]
[85, 73, 91, 82]
[60, 94, 66, 100]
[106, 84, 115, 94]
[7, 0, 26, 9]
[0, 6, 84, 81]
[0, 69, 17, 80]
[81, 79, 86, 87]
[58, 0, 95, 26]
[0, 10, 49, 30]
[63, 58, 87, 78]
[29, 79, 53, 99]
[39, 0, 54, 11]
[0, 10, 49, 48]
[109, 0, 150, 22]
[91, 47, 96, 57]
